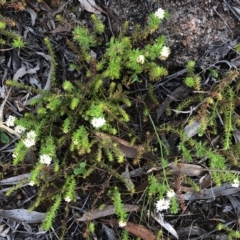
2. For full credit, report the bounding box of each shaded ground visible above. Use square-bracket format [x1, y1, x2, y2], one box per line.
[1, 0, 240, 239]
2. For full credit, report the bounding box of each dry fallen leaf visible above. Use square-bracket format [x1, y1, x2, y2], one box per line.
[169, 162, 208, 176]
[121, 164, 135, 191]
[100, 218, 155, 240]
[0, 225, 4, 233]
[38, 1, 52, 11]
[152, 212, 179, 239]
[147, 163, 208, 177]
[48, 24, 72, 34]
[0, 226, 10, 238]
[26, 0, 52, 11]
[177, 226, 207, 238]
[13, 64, 40, 81]
[199, 173, 212, 189]
[0, 209, 45, 223]
[95, 132, 156, 160]
[76, 204, 139, 222]
[25, 52, 54, 105]
[101, 224, 118, 240]
[233, 127, 240, 143]
[78, 0, 105, 14]
[25, 7, 37, 26]
[0, 173, 30, 185]
[183, 183, 240, 201]
[156, 85, 191, 121]
[184, 120, 201, 138]
[95, 132, 140, 158]
[123, 222, 155, 240]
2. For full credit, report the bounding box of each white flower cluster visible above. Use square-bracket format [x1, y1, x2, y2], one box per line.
[14, 125, 26, 134]
[160, 46, 170, 60]
[137, 55, 145, 64]
[156, 189, 175, 212]
[231, 179, 239, 188]
[64, 196, 71, 202]
[118, 221, 127, 227]
[73, 139, 79, 145]
[29, 181, 35, 186]
[22, 130, 37, 148]
[6, 116, 26, 135]
[5, 117, 36, 160]
[166, 189, 175, 198]
[5, 115, 16, 127]
[154, 8, 165, 20]
[40, 154, 52, 165]
[91, 117, 106, 128]
[156, 198, 171, 212]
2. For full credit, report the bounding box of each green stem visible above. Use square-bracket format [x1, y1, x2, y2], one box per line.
[148, 114, 169, 187]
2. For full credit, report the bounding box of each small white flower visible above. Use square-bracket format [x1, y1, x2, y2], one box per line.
[23, 138, 36, 148]
[22, 130, 37, 148]
[91, 117, 106, 128]
[156, 198, 170, 212]
[26, 130, 37, 139]
[118, 221, 127, 227]
[73, 139, 79, 145]
[160, 46, 170, 59]
[231, 179, 239, 188]
[29, 181, 35, 186]
[167, 189, 175, 198]
[64, 196, 71, 202]
[40, 154, 52, 165]
[136, 55, 145, 64]
[154, 8, 165, 20]
[5, 115, 16, 127]
[14, 125, 26, 134]
[12, 153, 18, 158]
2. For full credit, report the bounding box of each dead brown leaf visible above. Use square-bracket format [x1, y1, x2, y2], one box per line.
[199, 173, 212, 189]
[95, 132, 156, 160]
[147, 163, 208, 177]
[95, 132, 139, 158]
[156, 85, 192, 121]
[26, 0, 52, 11]
[169, 163, 208, 176]
[183, 183, 240, 201]
[99, 218, 155, 239]
[48, 24, 72, 34]
[123, 222, 155, 240]
[100, 218, 155, 240]
[0, 209, 45, 223]
[38, 1, 52, 11]
[78, 0, 106, 15]
[152, 213, 179, 239]
[76, 204, 139, 222]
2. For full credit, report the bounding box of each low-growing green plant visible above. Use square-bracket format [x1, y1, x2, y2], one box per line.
[3, 3, 240, 238]
[217, 223, 240, 239]
[109, 187, 128, 224]
[5, 8, 172, 234]
[74, 162, 87, 175]
[11, 36, 25, 48]
[122, 230, 130, 240]
[184, 60, 201, 90]
[0, 14, 23, 48]
[160, 60, 240, 185]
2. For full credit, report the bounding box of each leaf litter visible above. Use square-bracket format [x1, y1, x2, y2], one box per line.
[77, 204, 139, 222]
[1, 0, 240, 239]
